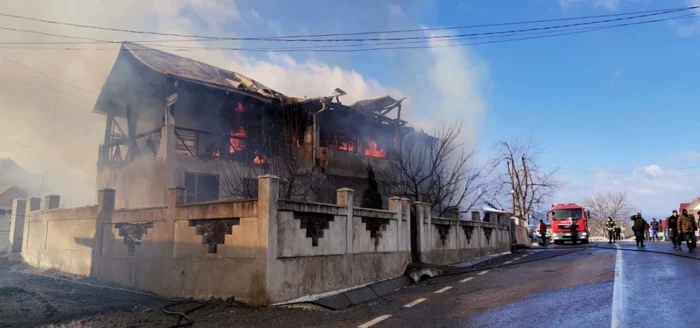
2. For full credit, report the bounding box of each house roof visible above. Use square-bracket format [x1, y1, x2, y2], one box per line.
[680, 202, 691, 212]
[684, 197, 700, 211]
[121, 42, 304, 104]
[0, 185, 15, 195]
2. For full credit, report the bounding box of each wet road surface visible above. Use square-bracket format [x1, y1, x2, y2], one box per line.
[3, 240, 699, 327]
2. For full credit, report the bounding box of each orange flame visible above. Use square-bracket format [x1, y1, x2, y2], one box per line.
[253, 155, 268, 164]
[364, 141, 386, 158]
[229, 127, 247, 153]
[235, 102, 245, 113]
[327, 136, 355, 152]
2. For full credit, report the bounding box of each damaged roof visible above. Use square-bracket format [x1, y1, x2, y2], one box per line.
[122, 42, 302, 103]
[97, 42, 404, 120]
[350, 95, 406, 114]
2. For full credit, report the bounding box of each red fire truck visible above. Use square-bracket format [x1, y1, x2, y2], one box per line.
[549, 203, 590, 244]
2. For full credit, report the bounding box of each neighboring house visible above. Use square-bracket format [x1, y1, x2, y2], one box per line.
[683, 198, 700, 216]
[94, 42, 412, 209]
[470, 200, 513, 224]
[0, 185, 30, 209]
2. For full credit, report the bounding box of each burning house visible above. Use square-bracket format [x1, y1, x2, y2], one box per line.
[94, 42, 409, 208]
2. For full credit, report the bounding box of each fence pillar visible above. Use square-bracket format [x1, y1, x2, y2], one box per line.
[388, 197, 402, 250]
[336, 188, 354, 254]
[257, 175, 279, 305]
[414, 202, 425, 258]
[401, 198, 410, 252]
[8, 199, 27, 255]
[95, 189, 116, 260]
[44, 195, 60, 211]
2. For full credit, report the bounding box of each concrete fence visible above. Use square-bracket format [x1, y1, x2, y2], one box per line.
[10, 176, 413, 305]
[414, 203, 513, 265]
[8, 178, 519, 305]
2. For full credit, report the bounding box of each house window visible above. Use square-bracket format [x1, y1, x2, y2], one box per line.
[184, 172, 220, 204]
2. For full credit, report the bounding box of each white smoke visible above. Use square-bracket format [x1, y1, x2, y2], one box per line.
[0, 0, 487, 206]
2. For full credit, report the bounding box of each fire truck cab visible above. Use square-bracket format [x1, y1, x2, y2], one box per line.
[549, 203, 590, 244]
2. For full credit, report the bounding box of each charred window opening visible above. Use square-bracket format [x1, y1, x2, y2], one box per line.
[362, 125, 396, 159]
[320, 121, 357, 153]
[185, 172, 220, 203]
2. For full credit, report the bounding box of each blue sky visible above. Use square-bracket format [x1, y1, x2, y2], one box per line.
[1, 0, 698, 213]
[217, 0, 700, 216]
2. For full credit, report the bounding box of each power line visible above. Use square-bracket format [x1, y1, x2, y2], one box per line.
[0, 54, 98, 95]
[0, 13, 694, 53]
[0, 6, 695, 43]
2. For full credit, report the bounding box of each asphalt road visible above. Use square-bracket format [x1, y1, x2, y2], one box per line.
[2, 241, 699, 327]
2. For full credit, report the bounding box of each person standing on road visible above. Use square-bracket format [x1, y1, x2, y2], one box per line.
[650, 218, 659, 242]
[677, 209, 696, 252]
[661, 217, 668, 241]
[631, 213, 648, 248]
[615, 224, 622, 241]
[539, 219, 548, 246]
[668, 210, 680, 249]
[605, 217, 616, 244]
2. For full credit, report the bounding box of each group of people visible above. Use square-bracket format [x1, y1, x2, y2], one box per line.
[628, 210, 698, 251]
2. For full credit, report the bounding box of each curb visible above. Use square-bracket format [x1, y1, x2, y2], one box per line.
[309, 276, 413, 310]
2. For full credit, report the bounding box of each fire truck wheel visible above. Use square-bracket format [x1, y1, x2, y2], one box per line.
[581, 239, 589, 244]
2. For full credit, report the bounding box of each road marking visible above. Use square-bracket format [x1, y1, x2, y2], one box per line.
[522, 254, 529, 257]
[504, 261, 513, 264]
[434, 286, 453, 293]
[460, 277, 473, 283]
[403, 298, 426, 308]
[514, 257, 522, 260]
[359, 315, 391, 328]
[477, 270, 489, 275]
[610, 243, 625, 328]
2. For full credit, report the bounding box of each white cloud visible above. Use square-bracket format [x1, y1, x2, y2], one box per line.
[642, 164, 663, 178]
[678, 0, 700, 37]
[555, 163, 699, 217]
[250, 9, 263, 22]
[559, 0, 622, 11]
[0, 0, 487, 206]
[387, 3, 406, 17]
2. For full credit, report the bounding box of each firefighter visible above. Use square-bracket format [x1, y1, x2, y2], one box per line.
[605, 217, 616, 244]
[570, 220, 579, 244]
[614, 224, 622, 241]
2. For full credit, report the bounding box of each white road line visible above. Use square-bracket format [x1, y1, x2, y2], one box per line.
[504, 261, 513, 264]
[403, 298, 426, 308]
[460, 277, 473, 283]
[477, 270, 489, 275]
[610, 243, 625, 328]
[359, 315, 392, 328]
[434, 286, 453, 294]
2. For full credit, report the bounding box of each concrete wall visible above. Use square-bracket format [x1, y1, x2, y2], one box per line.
[0, 211, 10, 255]
[414, 203, 512, 265]
[266, 191, 410, 303]
[16, 177, 410, 305]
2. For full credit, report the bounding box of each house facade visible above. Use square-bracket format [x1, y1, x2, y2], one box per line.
[94, 43, 409, 209]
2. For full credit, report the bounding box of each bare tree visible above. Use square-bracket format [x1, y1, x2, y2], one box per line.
[491, 137, 558, 220]
[377, 122, 491, 217]
[583, 191, 635, 237]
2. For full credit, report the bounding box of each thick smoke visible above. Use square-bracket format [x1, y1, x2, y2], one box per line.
[0, 0, 487, 207]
